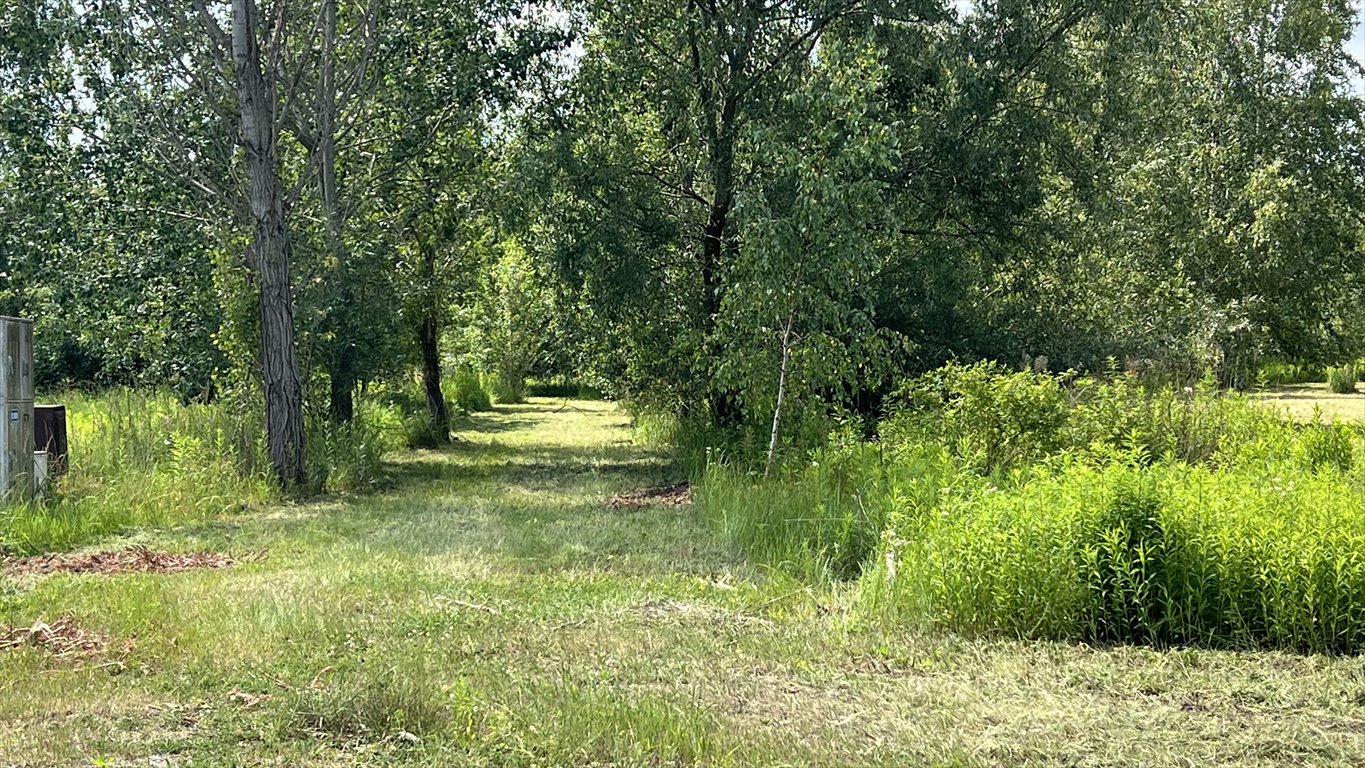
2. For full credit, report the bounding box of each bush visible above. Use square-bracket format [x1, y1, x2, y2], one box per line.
[883, 363, 1276, 471]
[305, 399, 401, 494]
[402, 413, 449, 449]
[451, 367, 493, 414]
[491, 373, 527, 405]
[701, 363, 1365, 652]
[1328, 365, 1357, 394]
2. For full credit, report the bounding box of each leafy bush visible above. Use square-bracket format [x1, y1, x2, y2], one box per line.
[701, 363, 1365, 652]
[883, 363, 1277, 471]
[491, 373, 527, 405]
[402, 413, 449, 449]
[526, 379, 579, 398]
[1328, 365, 1357, 394]
[451, 366, 493, 414]
[889, 363, 1071, 475]
[305, 399, 401, 494]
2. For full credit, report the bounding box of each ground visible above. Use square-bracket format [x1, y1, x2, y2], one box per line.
[1253, 383, 1365, 423]
[5, 400, 1365, 767]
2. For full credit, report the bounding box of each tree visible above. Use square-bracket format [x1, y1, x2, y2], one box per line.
[539, 0, 888, 423]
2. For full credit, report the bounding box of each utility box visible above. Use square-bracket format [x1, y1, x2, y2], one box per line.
[35, 404, 67, 476]
[0, 318, 34, 500]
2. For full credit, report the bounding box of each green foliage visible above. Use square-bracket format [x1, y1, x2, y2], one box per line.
[403, 413, 451, 450]
[700, 434, 954, 583]
[475, 240, 553, 405]
[0, 388, 409, 553]
[1328, 365, 1357, 394]
[703, 364, 1365, 652]
[884, 363, 1288, 474]
[304, 400, 402, 495]
[872, 458, 1365, 654]
[1258, 360, 1324, 388]
[0, 390, 274, 554]
[450, 366, 493, 414]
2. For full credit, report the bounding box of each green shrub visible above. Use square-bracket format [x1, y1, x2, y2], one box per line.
[305, 399, 401, 495]
[491, 373, 527, 405]
[402, 413, 449, 449]
[701, 362, 1365, 652]
[889, 362, 1071, 475]
[1328, 365, 1357, 394]
[884, 363, 1275, 471]
[862, 458, 1365, 653]
[631, 409, 681, 448]
[451, 366, 493, 414]
[527, 379, 583, 398]
[1257, 360, 1323, 389]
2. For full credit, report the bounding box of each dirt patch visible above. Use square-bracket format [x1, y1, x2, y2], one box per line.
[4, 546, 252, 577]
[0, 617, 120, 658]
[607, 483, 692, 509]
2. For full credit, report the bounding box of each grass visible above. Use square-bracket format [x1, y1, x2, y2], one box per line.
[6, 399, 1365, 764]
[1255, 383, 1365, 423]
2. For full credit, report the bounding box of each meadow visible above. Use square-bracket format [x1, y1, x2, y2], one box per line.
[4, 379, 1365, 765]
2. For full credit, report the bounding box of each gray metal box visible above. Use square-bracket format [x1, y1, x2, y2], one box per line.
[0, 319, 31, 404]
[0, 317, 35, 500]
[0, 403, 34, 500]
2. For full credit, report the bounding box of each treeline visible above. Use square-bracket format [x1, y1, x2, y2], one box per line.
[1, 0, 1362, 483]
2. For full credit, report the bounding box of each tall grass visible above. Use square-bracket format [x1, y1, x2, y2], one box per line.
[1328, 365, 1357, 394]
[1, 390, 274, 554]
[700, 364, 1365, 653]
[450, 366, 493, 414]
[863, 458, 1365, 653]
[1, 389, 406, 555]
[305, 396, 404, 494]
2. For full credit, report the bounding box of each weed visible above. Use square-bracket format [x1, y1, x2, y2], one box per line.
[451, 366, 493, 414]
[281, 661, 451, 741]
[1328, 365, 1357, 394]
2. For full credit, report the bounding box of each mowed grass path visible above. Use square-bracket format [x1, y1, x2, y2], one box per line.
[5, 400, 1365, 766]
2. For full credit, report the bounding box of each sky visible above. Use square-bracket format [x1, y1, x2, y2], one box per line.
[949, 0, 1365, 91]
[1350, 8, 1365, 90]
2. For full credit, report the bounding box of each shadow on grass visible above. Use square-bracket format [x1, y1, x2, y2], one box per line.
[162, 402, 730, 576]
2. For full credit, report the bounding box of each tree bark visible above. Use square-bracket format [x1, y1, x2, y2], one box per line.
[419, 313, 450, 442]
[766, 308, 797, 478]
[317, 0, 356, 423]
[232, 0, 306, 486]
[328, 346, 356, 422]
[418, 244, 451, 441]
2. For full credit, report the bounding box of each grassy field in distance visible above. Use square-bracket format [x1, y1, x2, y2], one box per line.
[1254, 383, 1365, 423]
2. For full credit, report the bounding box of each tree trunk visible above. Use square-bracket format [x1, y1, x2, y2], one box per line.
[766, 308, 797, 478]
[420, 312, 450, 442]
[232, 0, 306, 486]
[418, 244, 451, 441]
[702, 199, 742, 427]
[329, 348, 356, 423]
[317, 0, 358, 424]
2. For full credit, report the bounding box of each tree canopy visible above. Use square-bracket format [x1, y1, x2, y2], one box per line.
[1, 0, 1362, 479]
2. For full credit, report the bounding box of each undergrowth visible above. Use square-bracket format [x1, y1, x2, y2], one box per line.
[700, 362, 1365, 654]
[0, 389, 404, 555]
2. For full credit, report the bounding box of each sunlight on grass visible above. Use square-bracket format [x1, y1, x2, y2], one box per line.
[5, 398, 1365, 766]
